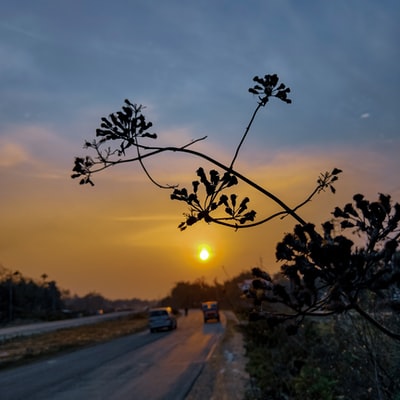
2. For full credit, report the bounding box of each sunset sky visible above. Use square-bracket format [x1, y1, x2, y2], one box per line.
[1, 1, 399, 300]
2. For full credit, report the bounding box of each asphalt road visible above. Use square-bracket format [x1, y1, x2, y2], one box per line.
[0, 309, 225, 400]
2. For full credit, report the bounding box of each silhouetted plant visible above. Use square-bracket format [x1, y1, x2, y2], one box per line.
[248, 193, 400, 340]
[72, 73, 400, 340]
[72, 74, 339, 229]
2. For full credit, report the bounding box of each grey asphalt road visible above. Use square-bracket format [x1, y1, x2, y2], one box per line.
[0, 309, 225, 400]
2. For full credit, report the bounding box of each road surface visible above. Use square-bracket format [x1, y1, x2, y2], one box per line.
[0, 309, 225, 400]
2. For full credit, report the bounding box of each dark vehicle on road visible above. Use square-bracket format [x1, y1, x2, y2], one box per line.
[148, 307, 177, 333]
[201, 301, 220, 323]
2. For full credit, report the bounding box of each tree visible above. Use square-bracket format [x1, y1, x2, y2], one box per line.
[0, 267, 65, 321]
[250, 194, 400, 340]
[72, 73, 399, 339]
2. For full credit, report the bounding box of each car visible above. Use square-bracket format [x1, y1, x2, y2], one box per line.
[201, 301, 220, 323]
[148, 307, 177, 333]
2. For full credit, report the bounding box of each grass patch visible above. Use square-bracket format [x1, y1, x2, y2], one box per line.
[0, 313, 148, 370]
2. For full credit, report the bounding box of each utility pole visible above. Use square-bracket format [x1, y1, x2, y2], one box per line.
[8, 278, 12, 322]
[8, 271, 20, 322]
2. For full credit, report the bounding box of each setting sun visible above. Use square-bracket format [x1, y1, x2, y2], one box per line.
[199, 248, 210, 261]
[198, 245, 211, 261]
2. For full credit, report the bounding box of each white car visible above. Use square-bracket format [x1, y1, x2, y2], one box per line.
[148, 307, 177, 333]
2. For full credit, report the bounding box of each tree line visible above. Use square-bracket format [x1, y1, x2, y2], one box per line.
[0, 265, 149, 323]
[0, 263, 250, 325]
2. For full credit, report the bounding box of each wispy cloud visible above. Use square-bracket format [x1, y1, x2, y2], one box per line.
[0, 141, 30, 167]
[0, 21, 49, 42]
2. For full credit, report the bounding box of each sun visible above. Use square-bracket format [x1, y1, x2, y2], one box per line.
[198, 244, 211, 262]
[199, 248, 210, 261]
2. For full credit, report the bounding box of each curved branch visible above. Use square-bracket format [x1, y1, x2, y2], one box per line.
[135, 136, 176, 189]
[352, 303, 400, 340]
[229, 103, 263, 170]
[85, 144, 308, 225]
[207, 210, 290, 229]
[157, 147, 308, 225]
[292, 186, 321, 212]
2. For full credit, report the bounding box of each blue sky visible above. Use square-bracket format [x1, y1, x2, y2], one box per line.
[1, 1, 399, 299]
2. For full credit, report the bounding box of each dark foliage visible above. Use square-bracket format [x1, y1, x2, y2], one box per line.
[0, 268, 64, 323]
[248, 73, 292, 106]
[243, 315, 400, 400]
[243, 193, 400, 339]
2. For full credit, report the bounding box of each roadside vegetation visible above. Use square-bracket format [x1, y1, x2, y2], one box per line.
[0, 313, 148, 370]
[242, 305, 400, 399]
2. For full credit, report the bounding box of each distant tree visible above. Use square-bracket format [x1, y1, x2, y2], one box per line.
[72, 73, 399, 339]
[0, 268, 64, 321]
[74, 292, 108, 315]
[164, 273, 249, 312]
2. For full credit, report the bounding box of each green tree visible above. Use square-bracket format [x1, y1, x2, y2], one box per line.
[72, 73, 399, 340]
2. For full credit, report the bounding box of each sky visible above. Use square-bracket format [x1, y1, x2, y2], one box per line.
[1, 0, 399, 300]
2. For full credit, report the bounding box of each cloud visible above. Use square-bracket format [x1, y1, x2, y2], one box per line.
[360, 113, 370, 119]
[0, 141, 30, 167]
[0, 21, 48, 43]
[0, 124, 78, 179]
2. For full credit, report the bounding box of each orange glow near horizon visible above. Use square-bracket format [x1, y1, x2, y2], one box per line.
[1, 130, 399, 300]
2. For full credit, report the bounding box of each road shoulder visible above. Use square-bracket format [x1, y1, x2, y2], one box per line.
[186, 311, 249, 400]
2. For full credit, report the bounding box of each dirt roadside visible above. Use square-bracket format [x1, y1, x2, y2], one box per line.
[186, 311, 249, 400]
